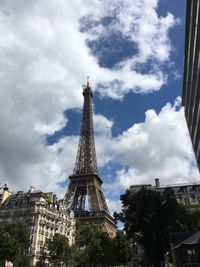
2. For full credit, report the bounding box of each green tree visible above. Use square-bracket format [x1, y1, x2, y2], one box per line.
[0, 221, 30, 266]
[74, 223, 103, 266]
[99, 232, 114, 266]
[4, 221, 30, 250]
[74, 224, 133, 267]
[112, 230, 132, 266]
[183, 208, 200, 231]
[0, 229, 20, 262]
[117, 187, 190, 267]
[46, 233, 71, 267]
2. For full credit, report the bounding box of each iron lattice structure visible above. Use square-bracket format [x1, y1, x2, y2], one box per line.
[64, 81, 116, 236]
[73, 85, 98, 175]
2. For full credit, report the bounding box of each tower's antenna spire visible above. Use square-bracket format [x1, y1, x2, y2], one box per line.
[87, 76, 90, 88]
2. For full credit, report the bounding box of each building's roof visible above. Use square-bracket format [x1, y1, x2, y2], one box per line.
[175, 231, 200, 248]
[130, 182, 200, 194]
[0, 188, 63, 213]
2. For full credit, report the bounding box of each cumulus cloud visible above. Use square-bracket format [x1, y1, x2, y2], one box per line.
[94, 114, 113, 138]
[106, 198, 122, 215]
[0, 0, 195, 214]
[114, 103, 194, 171]
[101, 100, 199, 196]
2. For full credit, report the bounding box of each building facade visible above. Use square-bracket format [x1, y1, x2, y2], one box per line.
[130, 179, 200, 209]
[182, 0, 200, 170]
[0, 186, 76, 266]
[128, 179, 200, 266]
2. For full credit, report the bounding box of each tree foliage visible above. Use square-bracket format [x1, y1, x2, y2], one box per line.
[183, 208, 200, 231]
[40, 223, 133, 267]
[74, 223, 132, 267]
[4, 220, 30, 253]
[0, 230, 20, 262]
[112, 230, 132, 266]
[116, 187, 200, 266]
[46, 233, 71, 267]
[74, 224, 103, 266]
[0, 220, 30, 266]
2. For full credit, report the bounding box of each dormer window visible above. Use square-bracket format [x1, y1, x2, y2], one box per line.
[191, 195, 196, 202]
[184, 198, 190, 206]
[180, 186, 187, 193]
[191, 185, 197, 192]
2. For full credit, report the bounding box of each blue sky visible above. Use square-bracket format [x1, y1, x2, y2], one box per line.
[0, 0, 199, 214]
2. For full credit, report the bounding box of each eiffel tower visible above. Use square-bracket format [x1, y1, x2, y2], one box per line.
[64, 79, 117, 236]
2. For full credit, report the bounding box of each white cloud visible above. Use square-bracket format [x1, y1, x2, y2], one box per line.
[0, 0, 179, 106]
[116, 168, 150, 189]
[104, 100, 200, 195]
[0, 0, 195, 214]
[94, 114, 113, 138]
[106, 198, 122, 215]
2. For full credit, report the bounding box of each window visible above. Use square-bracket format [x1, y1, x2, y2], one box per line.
[191, 185, 197, 192]
[184, 198, 190, 206]
[191, 194, 196, 202]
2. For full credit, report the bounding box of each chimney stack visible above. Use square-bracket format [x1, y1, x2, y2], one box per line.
[155, 178, 160, 188]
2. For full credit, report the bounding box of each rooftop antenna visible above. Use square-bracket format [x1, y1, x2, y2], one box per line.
[87, 76, 90, 88]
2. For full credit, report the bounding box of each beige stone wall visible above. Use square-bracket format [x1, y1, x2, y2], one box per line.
[1, 190, 12, 204]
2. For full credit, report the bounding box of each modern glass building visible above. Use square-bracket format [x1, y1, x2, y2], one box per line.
[182, 0, 200, 170]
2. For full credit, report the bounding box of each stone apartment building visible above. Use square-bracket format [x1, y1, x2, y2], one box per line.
[0, 185, 76, 266]
[130, 178, 200, 209]
[129, 179, 200, 266]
